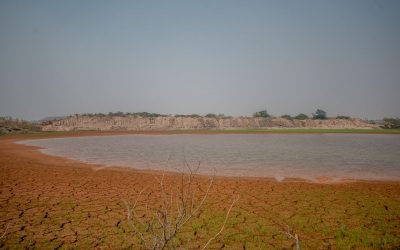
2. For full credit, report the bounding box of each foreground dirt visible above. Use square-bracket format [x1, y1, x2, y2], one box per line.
[0, 132, 399, 249]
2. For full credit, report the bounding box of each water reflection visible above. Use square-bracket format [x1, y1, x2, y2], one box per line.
[19, 134, 400, 181]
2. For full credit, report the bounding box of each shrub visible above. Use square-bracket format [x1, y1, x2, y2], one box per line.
[294, 113, 309, 120]
[336, 115, 350, 119]
[205, 113, 217, 118]
[253, 110, 270, 118]
[130, 112, 166, 117]
[174, 114, 201, 118]
[124, 167, 239, 249]
[108, 111, 125, 117]
[281, 115, 292, 120]
[383, 118, 400, 129]
[312, 109, 327, 120]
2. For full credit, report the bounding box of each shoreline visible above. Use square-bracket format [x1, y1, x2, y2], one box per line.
[2, 127, 400, 140]
[7, 131, 400, 184]
[1, 131, 400, 248]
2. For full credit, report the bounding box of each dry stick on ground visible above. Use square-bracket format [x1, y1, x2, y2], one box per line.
[125, 161, 237, 249]
[0, 223, 9, 241]
[281, 224, 300, 250]
[124, 188, 150, 249]
[201, 195, 240, 250]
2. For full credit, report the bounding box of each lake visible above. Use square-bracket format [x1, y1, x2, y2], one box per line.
[18, 134, 400, 181]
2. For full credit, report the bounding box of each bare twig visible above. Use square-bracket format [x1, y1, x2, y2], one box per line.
[201, 195, 240, 250]
[124, 199, 150, 249]
[0, 223, 9, 240]
[125, 158, 235, 250]
[281, 224, 300, 250]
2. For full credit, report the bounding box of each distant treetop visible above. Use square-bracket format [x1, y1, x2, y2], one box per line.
[253, 110, 270, 118]
[71, 110, 358, 121]
[174, 114, 201, 118]
[294, 113, 309, 120]
[81, 112, 167, 118]
[281, 114, 292, 120]
[312, 109, 327, 120]
[205, 113, 217, 118]
[383, 118, 400, 129]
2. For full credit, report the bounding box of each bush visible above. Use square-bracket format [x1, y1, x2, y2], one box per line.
[383, 118, 400, 129]
[294, 113, 309, 120]
[205, 113, 217, 118]
[336, 115, 350, 120]
[0, 116, 12, 121]
[312, 109, 327, 120]
[129, 112, 167, 117]
[77, 112, 170, 118]
[281, 115, 292, 120]
[253, 110, 270, 118]
[174, 114, 201, 118]
[108, 111, 125, 117]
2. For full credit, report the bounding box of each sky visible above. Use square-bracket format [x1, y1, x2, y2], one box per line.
[0, 0, 399, 120]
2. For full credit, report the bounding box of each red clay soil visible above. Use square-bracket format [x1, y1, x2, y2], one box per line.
[0, 132, 399, 249]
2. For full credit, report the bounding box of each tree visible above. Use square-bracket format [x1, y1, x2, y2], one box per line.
[205, 113, 217, 118]
[294, 113, 309, 120]
[336, 115, 350, 120]
[312, 109, 327, 120]
[108, 111, 125, 117]
[253, 110, 270, 118]
[383, 118, 400, 129]
[281, 115, 292, 120]
[124, 163, 239, 249]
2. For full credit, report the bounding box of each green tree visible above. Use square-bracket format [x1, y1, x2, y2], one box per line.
[383, 118, 400, 129]
[205, 113, 217, 118]
[294, 113, 309, 120]
[336, 115, 350, 119]
[281, 115, 292, 120]
[312, 109, 327, 120]
[253, 110, 270, 118]
[108, 111, 125, 116]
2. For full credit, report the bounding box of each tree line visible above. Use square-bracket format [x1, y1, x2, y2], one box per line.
[253, 109, 334, 120]
[54, 112, 400, 128]
[76, 110, 352, 121]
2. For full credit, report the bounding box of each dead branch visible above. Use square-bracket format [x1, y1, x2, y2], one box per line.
[125, 159, 235, 250]
[201, 195, 240, 250]
[0, 223, 8, 240]
[281, 224, 300, 250]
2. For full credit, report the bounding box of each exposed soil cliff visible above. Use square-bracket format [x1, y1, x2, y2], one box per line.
[41, 115, 378, 131]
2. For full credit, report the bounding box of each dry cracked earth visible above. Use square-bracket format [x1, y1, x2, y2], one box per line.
[1, 134, 400, 249]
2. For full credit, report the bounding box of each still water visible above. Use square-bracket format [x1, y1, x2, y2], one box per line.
[19, 134, 400, 181]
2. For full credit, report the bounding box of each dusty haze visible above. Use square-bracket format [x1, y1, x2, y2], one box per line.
[1, 1, 400, 120]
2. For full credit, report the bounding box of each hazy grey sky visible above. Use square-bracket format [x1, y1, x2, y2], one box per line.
[1, 0, 399, 120]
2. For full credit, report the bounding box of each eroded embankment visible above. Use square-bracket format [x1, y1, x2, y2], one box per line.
[42, 115, 378, 131]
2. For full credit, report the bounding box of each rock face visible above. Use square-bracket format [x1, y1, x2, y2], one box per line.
[41, 115, 379, 131]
